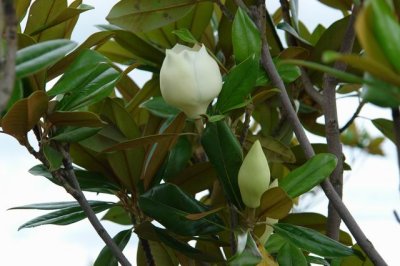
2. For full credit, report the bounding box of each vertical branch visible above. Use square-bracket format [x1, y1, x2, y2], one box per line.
[255, 1, 387, 265]
[322, 6, 358, 240]
[391, 108, 400, 191]
[0, 0, 17, 113]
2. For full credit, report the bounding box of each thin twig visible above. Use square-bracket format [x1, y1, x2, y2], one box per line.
[322, 5, 358, 240]
[214, 0, 234, 21]
[256, 1, 387, 265]
[340, 100, 365, 133]
[0, 0, 17, 113]
[239, 103, 254, 146]
[57, 145, 132, 266]
[391, 108, 400, 192]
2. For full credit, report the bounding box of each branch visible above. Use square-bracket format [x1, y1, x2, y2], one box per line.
[0, 0, 17, 113]
[339, 100, 365, 133]
[57, 146, 132, 266]
[279, 0, 324, 106]
[391, 107, 400, 192]
[322, 5, 358, 240]
[214, 0, 234, 21]
[256, 2, 387, 265]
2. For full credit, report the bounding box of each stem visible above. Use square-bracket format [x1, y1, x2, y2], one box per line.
[0, 0, 17, 113]
[239, 103, 254, 146]
[57, 146, 132, 266]
[256, 2, 387, 265]
[340, 100, 365, 133]
[214, 0, 234, 21]
[391, 108, 400, 192]
[322, 5, 357, 240]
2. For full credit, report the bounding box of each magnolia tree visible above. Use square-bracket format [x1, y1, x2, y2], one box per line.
[0, 0, 397, 265]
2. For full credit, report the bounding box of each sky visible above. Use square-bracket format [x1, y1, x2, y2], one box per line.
[0, 0, 399, 265]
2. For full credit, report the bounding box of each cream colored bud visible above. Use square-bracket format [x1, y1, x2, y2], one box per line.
[160, 44, 223, 118]
[238, 140, 271, 208]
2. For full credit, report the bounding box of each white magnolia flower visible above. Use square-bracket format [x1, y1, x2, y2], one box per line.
[238, 140, 271, 208]
[160, 44, 222, 118]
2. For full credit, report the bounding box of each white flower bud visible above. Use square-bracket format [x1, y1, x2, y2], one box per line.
[238, 140, 271, 208]
[160, 44, 223, 118]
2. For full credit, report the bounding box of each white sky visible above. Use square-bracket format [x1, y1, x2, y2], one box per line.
[0, 0, 398, 265]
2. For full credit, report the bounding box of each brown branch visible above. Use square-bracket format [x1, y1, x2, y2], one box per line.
[239, 103, 254, 146]
[57, 145, 132, 266]
[256, 1, 387, 265]
[214, 0, 234, 21]
[391, 108, 400, 192]
[0, 0, 17, 113]
[322, 5, 358, 240]
[279, 0, 324, 106]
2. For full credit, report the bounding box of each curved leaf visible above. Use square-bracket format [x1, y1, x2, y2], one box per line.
[16, 39, 77, 78]
[273, 223, 355, 258]
[279, 153, 337, 198]
[94, 229, 132, 266]
[1, 91, 48, 141]
[106, 0, 197, 33]
[138, 183, 224, 236]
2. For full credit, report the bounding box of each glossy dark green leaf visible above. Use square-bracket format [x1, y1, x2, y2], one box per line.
[51, 127, 102, 142]
[9, 201, 91, 210]
[16, 39, 77, 78]
[42, 144, 63, 171]
[216, 57, 258, 113]
[94, 229, 132, 266]
[29, 164, 120, 194]
[201, 120, 244, 209]
[372, 118, 395, 143]
[162, 136, 192, 180]
[362, 73, 400, 108]
[277, 242, 308, 266]
[140, 96, 180, 118]
[306, 255, 330, 266]
[12, 201, 114, 230]
[135, 222, 223, 262]
[106, 0, 196, 33]
[138, 183, 224, 236]
[232, 8, 261, 63]
[279, 153, 337, 198]
[273, 223, 355, 258]
[280, 212, 353, 246]
[277, 22, 312, 45]
[102, 205, 132, 225]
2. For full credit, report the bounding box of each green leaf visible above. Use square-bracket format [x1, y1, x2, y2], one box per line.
[216, 57, 258, 113]
[229, 231, 262, 266]
[372, 118, 395, 143]
[370, 0, 400, 72]
[16, 39, 77, 78]
[257, 187, 293, 220]
[273, 223, 355, 258]
[42, 144, 63, 171]
[102, 205, 132, 225]
[11, 201, 114, 230]
[29, 164, 120, 194]
[277, 242, 308, 266]
[276, 60, 301, 83]
[362, 73, 400, 107]
[135, 222, 222, 262]
[47, 111, 106, 127]
[51, 127, 102, 143]
[106, 0, 196, 33]
[201, 120, 244, 209]
[137, 240, 179, 266]
[172, 28, 198, 44]
[162, 136, 192, 180]
[277, 22, 312, 45]
[279, 153, 337, 198]
[94, 229, 132, 266]
[138, 183, 224, 236]
[140, 96, 180, 118]
[232, 8, 261, 63]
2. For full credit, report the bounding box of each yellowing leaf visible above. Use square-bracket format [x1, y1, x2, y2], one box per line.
[1, 91, 48, 141]
[257, 187, 293, 220]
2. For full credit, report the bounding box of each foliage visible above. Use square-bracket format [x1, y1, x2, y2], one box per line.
[1, 0, 395, 265]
